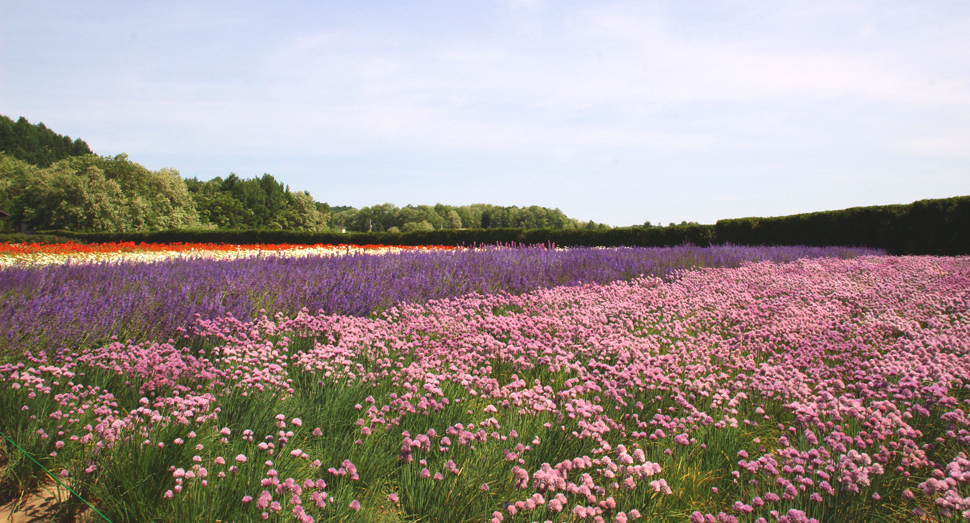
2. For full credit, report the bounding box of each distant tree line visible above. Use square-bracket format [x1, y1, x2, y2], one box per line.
[331, 203, 609, 233]
[0, 116, 92, 168]
[184, 174, 327, 230]
[0, 154, 200, 233]
[0, 153, 333, 233]
[0, 114, 608, 234]
[638, 220, 702, 228]
[52, 194, 970, 256]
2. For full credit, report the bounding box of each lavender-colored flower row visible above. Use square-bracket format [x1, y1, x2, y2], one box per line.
[0, 244, 878, 356]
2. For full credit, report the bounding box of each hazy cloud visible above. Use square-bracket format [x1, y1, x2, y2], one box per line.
[1, 0, 967, 224]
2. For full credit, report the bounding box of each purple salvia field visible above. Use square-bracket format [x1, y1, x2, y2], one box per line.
[0, 244, 878, 357]
[1, 253, 968, 522]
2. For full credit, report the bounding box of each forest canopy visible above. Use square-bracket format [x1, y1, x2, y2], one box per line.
[329, 203, 607, 232]
[0, 114, 610, 233]
[0, 115, 92, 167]
[0, 154, 200, 232]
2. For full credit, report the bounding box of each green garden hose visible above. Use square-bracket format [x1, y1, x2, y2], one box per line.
[0, 428, 113, 522]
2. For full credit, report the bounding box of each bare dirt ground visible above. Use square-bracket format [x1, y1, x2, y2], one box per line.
[0, 471, 82, 523]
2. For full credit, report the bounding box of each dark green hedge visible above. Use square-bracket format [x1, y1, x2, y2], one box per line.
[32, 195, 970, 255]
[715, 195, 970, 255]
[0, 233, 80, 244]
[40, 225, 716, 249]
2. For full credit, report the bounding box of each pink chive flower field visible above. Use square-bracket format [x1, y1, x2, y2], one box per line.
[1, 246, 969, 523]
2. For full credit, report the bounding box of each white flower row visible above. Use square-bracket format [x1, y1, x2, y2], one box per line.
[0, 245, 447, 269]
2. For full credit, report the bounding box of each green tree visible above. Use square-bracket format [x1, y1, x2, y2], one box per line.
[230, 176, 267, 227]
[343, 207, 377, 232]
[0, 155, 37, 232]
[513, 207, 536, 229]
[444, 209, 462, 229]
[258, 174, 290, 228]
[139, 167, 199, 229]
[191, 191, 251, 228]
[188, 172, 335, 231]
[401, 220, 434, 232]
[415, 205, 445, 229]
[314, 201, 333, 227]
[0, 115, 93, 167]
[397, 206, 423, 229]
[52, 155, 200, 230]
[19, 162, 130, 232]
[1, 153, 200, 232]
[459, 204, 489, 228]
[485, 207, 512, 228]
[184, 176, 224, 195]
[368, 203, 399, 231]
[332, 209, 359, 231]
[285, 190, 328, 230]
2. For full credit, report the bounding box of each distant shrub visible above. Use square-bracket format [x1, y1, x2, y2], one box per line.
[715, 195, 970, 255]
[0, 233, 80, 244]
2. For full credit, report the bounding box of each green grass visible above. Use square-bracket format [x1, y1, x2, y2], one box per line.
[2, 311, 968, 522]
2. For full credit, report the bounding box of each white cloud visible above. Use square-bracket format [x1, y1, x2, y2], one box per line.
[190, 1, 964, 160]
[3, 0, 968, 225]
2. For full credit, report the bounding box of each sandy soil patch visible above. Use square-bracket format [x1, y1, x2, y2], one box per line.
[0, 472, 82, 523]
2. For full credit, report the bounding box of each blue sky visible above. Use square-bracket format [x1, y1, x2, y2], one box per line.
[2, 1, 968, 226]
